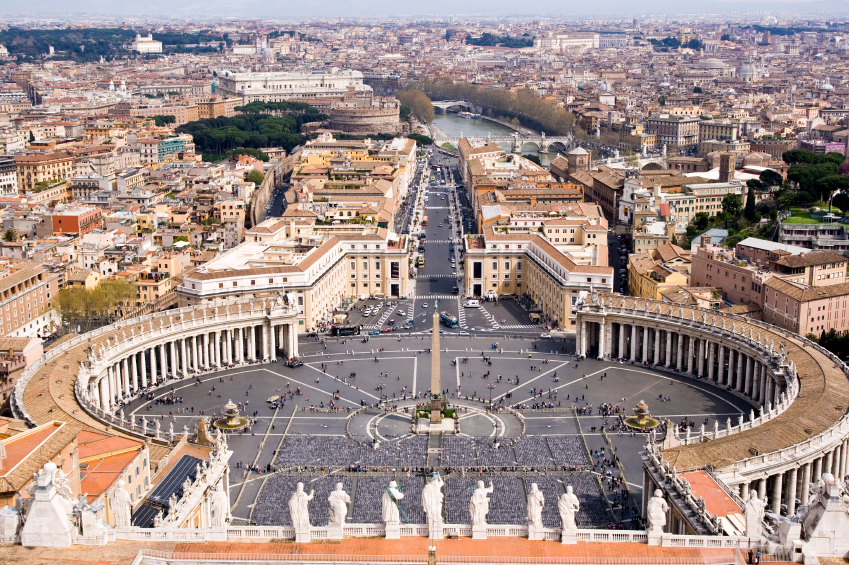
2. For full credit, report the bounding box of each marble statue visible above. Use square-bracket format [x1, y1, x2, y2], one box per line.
[108, 480, 133, 528]
[153, 509, 164, 528]
[469, 480, 494, 527]
[558, 486, 580, 531]
[327, 483, 350, 528]
[210, 481, 230, 527]
[288, 482, 314, 542]
[647, 490, 669, 533]
[382, 481, 404, 525]
[527, 483, 545, 529]
[744, 489, 765, 540]
[421, 473, 444, 539]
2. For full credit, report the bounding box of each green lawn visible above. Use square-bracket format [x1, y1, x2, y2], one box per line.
[441, 142, 457, 151]
[784, 209, 826, 224]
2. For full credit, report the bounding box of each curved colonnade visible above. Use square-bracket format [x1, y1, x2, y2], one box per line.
[575, 293, 849, 519]
[11, 296, 300, 447]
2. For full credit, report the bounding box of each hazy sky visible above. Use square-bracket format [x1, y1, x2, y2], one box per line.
[6, 0, 849, 17]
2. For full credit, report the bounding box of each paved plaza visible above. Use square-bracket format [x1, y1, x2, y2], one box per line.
[122, 331, 754, 531]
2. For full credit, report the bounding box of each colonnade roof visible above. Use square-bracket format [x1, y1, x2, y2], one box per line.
[595, 296, 849, 472]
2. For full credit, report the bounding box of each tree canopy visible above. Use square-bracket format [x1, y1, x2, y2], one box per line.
[416, 79, 574, 135]
[408, 133, 434, 146]
[176, 111, 317, 157]
[396, 90, 434, 125]
[465, 33, 534, 48]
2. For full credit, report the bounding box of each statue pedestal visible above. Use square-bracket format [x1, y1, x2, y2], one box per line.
[294, 528, 311, 543]
[647, 532, 663, 546]
[385, 523, 401, 540]
[561, 529, 577, 544]
[416, 419, 455, 434]
[327, 525, 344, 540]
[527, 523, 544, 541]
[472, 525, 487, 540]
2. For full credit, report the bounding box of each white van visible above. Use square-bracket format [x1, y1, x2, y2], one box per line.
[464, 300, 480, 308]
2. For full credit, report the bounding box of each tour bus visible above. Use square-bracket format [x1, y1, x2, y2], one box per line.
[422, 216, 428, 226]
[439, 311, 459, 329]
[417, 257, 425, 268]
[330, 324, 362, 336]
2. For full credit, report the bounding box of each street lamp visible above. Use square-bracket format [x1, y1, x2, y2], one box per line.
[487, 383, 497, 410]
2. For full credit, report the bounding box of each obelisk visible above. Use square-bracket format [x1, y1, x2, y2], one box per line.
[430, 300, 442, 424]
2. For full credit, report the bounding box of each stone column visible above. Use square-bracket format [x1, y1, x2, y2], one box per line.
[697, 339, 705, 377]
[717, 345, 725, 384]
[181, 338, 188, 374]
[249, 326, 256, 361]
[813, 457, 823, 481]
[215, 331, 222, 367]
[616, 323, 623, 359]
[191, 335, 198, 371]
[106, 367, 115, 409]
[642, 326, 649, 362]
[765, 377, 774, 408]
[801, 462, 811, 505]
[223, 329, 231, 365]
[786, 467, 798, 516]
[832, 444, 842, 477]
[676, 333, 684, 370]
[237, 328, 244, 363]
[131, 353, 138, 391]
[745, 356, 753, 397]
[736, 352, 744, 392]
[771, 473, 782, 514]
[109, 364, 119, 401]
[160, 343, 168, 381]
[752, 364, 760, 401]
[150, 346, 157, 385]
[840, 440, 848, 481]
[202, 333, 210, 368]
[740, 482, 750, 501]
[824, 452, 834, 479]
[597, 321, 606, 359]
[707, 342, 715, 381]
[170, 341, 178, 378]
[630, 324, 637, 361]
[727, 350, 735, 387]
[652, 328, 659, 365]
[270, 324, 277, 361]
[665, 331, 672, 368]
[290, 323, 298, 358]
[580, 320, 587, 357]
[122, 358, 130, 395]
[100, 377, 109, 409]
[687, 335, 694, 374]
[140, 350, 148, 388]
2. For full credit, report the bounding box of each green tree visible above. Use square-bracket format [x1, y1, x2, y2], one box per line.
[28, 131, 34, 142]
[408, 133, 434, 146]
[722, 193, 743, 220]
[642, 162, 664, 171]
[744, 182, 757, 220]
[246, 169, 265, 185]
[152, 115, 176, 127]
[2, 229, 17, 242]
[834, 192, 849, 217]
[760, 169, 783, 188]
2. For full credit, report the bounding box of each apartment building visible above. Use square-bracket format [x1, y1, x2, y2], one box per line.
[763, 277, 849, 336]
[0, 158, 17, 196]
[50, 205, 104, 236]
[177, 218, 410, 330]
[463, 226, 613, 330]
[778, 222, 849, 255]
[627, 249, 691, 300]
[0, 260, 60, 338]
[644, 115, 701, 148]
[14, 152, 76, 192]
[196, 96, 241, 119]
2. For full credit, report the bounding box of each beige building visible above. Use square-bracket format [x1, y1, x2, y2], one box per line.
[177, 218, 410, 331]
[463, 225, 613, 330]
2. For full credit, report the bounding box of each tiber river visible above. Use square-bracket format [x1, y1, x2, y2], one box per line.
[430, 113, 560, 167]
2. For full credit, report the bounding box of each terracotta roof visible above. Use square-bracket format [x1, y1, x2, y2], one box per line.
[764, 277, 849, 302]
[772, 250, 846, 269]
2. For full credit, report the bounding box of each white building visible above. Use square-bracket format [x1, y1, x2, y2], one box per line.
[215, 68, 369, 102]
[534, 33, 600, 53]
[129, 34, 162, 54]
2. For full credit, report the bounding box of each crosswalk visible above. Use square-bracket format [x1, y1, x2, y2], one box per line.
[415, 274, 458, 279]
[414, 294, 459, 300]
[457, 305, 468, 329]
[477, 304, 501, 330]
[500, 324, 544, 330]
[418, 239, 454, 244]
[374, 305, 397, 328]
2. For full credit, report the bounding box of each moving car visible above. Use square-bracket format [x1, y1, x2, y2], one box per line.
[369, 330, 381, 335]
[540, 333, 552, 339]
[422, 302, 429, 308]
[459, 331, 470, 336]
[380, 327, 392, 333]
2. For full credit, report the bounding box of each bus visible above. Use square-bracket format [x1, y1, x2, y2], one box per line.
[439, 311, 459, 329]
[422, 216, 428, 226]
[417, 257, 425, 268]
[330, 324, 362, 336]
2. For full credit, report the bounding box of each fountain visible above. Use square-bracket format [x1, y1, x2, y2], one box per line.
[623, 400, 660, 430]
[213, 399, 249, 432]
